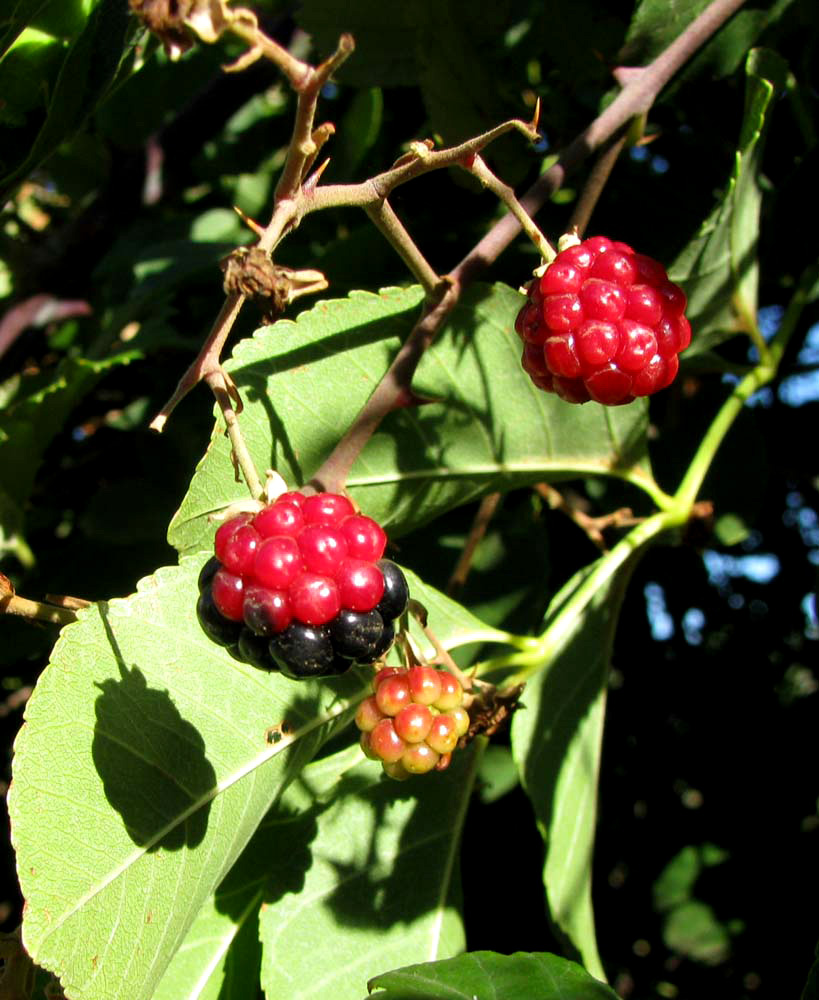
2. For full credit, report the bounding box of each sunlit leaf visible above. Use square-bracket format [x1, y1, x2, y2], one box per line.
[670, 49, 787, 355]
[511, 557, 636, 979]
[367, 950, 619, 999]
[169, 283, 654, 557]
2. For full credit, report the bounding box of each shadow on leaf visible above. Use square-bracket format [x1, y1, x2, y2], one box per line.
[92, 605, 217, 851]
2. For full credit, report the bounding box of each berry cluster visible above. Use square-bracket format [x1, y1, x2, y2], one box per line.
[356, 665, 470, 779]
[196, 491, 410, 678]
[515, 236, 691, 405]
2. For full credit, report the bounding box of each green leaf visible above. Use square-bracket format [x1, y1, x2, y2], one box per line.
[151, 746, 364, 1000]
[670, 48, 788, 355]
[367, 950, 619, 999]
[622, 0, 795, 77]
[0, 355, 132, 517]
[662, 900, 731, 965]
[476, 744, 519, 804]
[511, 557, 637, 979]
[0, 0, 56, 59]
[258, 746, 478, 1000]
[0, 28, 66, 129]
[169, 283, 654, 557]
[653, 845, 702, 911]
[802, 943, 819, 1000]
[9, 556, 365, 1000]
[10, 556, 502, 1000]
[334, 87, 384, 179]
[0, 0, 136, 200]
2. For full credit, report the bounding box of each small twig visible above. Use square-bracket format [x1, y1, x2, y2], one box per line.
[364, 200, 443, 298]
[150, 293, 244, 433]
[205, 370, 264, 498]
[415, 619, 474, 692]
[0, 294, 91, 361]
[568, 122, 631, 238]
[534, 483, 641, 551]
[45, 594, 93, 610]
[1, 592, 78, 627]
[273, 34, 355, 203]
[223, 11, 315, 87]
[310, 280, 458, 493]
[465, 155, 556, 262]
[452, 0, 748, 286]
[447, 492, 502, 596]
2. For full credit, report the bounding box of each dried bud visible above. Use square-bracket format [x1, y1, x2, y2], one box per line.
[221, 249, 328, 322]
[129, 0, 230, 59]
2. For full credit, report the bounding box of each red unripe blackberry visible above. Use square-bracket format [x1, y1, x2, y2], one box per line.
[407, 665, 443, 706]
[355, 695, 385, 733]
[369, 718, 407, 763]
[393, 704, 434, 743]
[336, 558, 385, 611]
[375, 674, 412, 715]
[288, 572, 341, 626]
[302, 492, 355, 525]
[341, 515, 387, 561]
[516, 236, 690, 405]
[434, 671, 464, 711]
[402, 742, 440, 774]
[253, 536, 302, 590]
[298, 523, 348, 576]
[277, 490, 306, 507]
[355, 665, 469, 779]
[215, 517, 260, 575]
[211, 568, 245, 621]
[373, 666, 404, 692]
[426, 714, 459, 754]
[360, 731, 380, 760]
[253, 502, 304, 538]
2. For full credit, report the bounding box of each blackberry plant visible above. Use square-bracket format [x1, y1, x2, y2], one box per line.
[1, 2, 815, 1000]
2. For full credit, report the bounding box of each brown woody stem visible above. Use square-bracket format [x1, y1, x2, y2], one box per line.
[1, 593, 77, 627]
[568, 123, 631, 238]
[446, 492, 502, 595]
[365, 200, 442, 297]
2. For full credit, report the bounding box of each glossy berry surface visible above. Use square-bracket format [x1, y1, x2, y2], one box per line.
[355, 664, 468, 779]
[197, 493, 409, 679]
[269, 622, 344, 679]
[515, 236, 690, 405]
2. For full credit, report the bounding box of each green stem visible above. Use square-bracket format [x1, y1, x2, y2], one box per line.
[675, 259, 819, 512]
[483, 511, 671, 685]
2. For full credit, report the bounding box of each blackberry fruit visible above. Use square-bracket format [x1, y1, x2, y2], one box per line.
[375, 559, 410, 621]
[197, 589, 242, 648]
[515, 235, 691, 405]
[329, 609, 387, 661]
[269, 622, 345, 679]
[356, 665, 469, 780]
[197, 492, 409, 679]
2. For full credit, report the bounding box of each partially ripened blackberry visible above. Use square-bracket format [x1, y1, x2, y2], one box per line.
[356, 665, 470, 779]
[197, 491, 409, 679]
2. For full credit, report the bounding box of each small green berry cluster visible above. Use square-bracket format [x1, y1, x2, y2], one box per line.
[355, 664, 470, 780]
